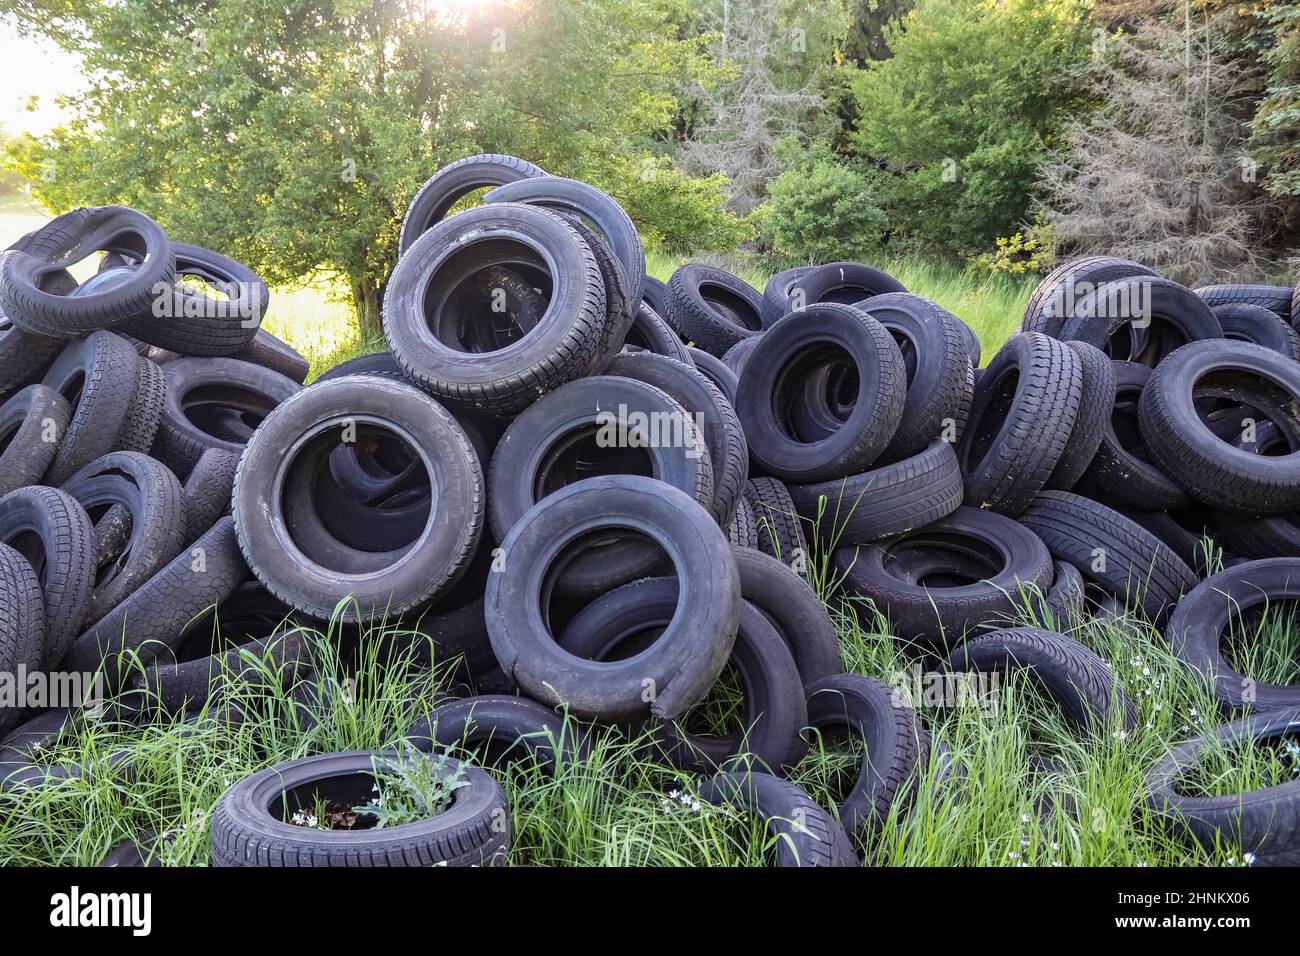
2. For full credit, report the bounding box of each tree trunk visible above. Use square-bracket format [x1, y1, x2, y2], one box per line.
[352, 277, 382, 340]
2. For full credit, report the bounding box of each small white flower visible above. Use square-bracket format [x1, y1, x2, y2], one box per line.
[1007, 851, 1021, 860]
[1244, 852, 1256, 865]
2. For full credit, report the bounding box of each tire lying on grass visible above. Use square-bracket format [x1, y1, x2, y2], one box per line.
[791, 262, 907, 309]
[1166, 558, 1300, 714]
[743, 476, 807, 565]
[558, 577, 808, 774]
[698, 769, 858, 867]
[405, 694, 590, 775]
[210, 750, 510, 867]
[485, 475, 740, 723]
[731, 545, 842, 684]
[833, 506, 1054, 650]
[0, 384, 70, 495]
[1145, 708, 1300, 866]
[232, 375, 485, 621]
[947, 628, 1139, 733]
[802, 673, 928, 839]
[1139, 340, 1300, 515]
[384, 203, 607, 414]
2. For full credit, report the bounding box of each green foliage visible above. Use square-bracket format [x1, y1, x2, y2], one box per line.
[591, 153, 753, 255]
[971, 215, 1058, 277]
[756, 144, 888, 262]
[356, 750, 468, 828]
[850, 0, 1093, 257]
[1250, 2, 1300, 199]
[1, 0, 716, 331]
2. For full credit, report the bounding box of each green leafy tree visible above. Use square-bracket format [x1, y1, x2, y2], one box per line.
[2, 0, 721, 334]
[849, 0, 1092, 258]
[1250, 2, 1300, 207]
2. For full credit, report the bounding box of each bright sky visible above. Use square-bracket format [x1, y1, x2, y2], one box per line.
[0, 18, 85, 136]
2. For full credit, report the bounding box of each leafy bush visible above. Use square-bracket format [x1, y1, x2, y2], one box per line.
[756, 146, 889, 263]
[971, 216, 1058, 277]
[591, 153, 755, 255]
[850, 0, 1092, 258]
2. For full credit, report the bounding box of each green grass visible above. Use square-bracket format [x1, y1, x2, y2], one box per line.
[0, 574, 1288, 866]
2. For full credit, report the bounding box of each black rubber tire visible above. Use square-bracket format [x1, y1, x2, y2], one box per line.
[790, 262, 907, 308]
[116, 351, 166, 455]
[0, 384, 70, 495]
[1139, 340, 1300, 515]
[405, 694, 589, 775]
[39, 331, 140, 485]
[760, 266, 814, 327]
[857, 293, 972, 462]
[1018, 491, 1197, 623]
[664, 264, 765, 357]
[181, 448, 240, 545]
[151, 357, 300, 479]
[737, 303, 906, 484]
[0, 707, 135, 793]
[0, 320, 62, 395]
[100, 831, 168, 867]
[0, 542, 46, 735]
[1022, 256, 1159, 338]
[62, 451, 188, 625]
[562, 216, 635, 375]
[727, 494, 759, 549]
[1195, 283, 1295, 321]
[729, 545, 841, 684]
[1113, 504, 1219, 577]
[1214, 510, 1300, 560]
[957, 332, 1083, 515]
[1044, 341, 1115, 492]
[232, 376, 484, 621]
[685, 346, 738, 406]
[1085, 361, 1191, 510]
[948, 627, 1138, 732]
[719, 335, 762, 376]
[115, 243, 266, 355]
[623, 302, 695, 366]
[485, 475, 741, 723]
[1041, 560, 1086, 628]
[384, 204, 606, 414]
[1213, 303, 1300, 361]
[315, 351, 403, 383]
[485, 176, 644, 306]
[0, 206, 176, 338]
[641, 275, 668, 321]
[0, 485, 94, 668]
[211, 751, 509, 867]
[399, 153, 545, 255]
[604, 351, 747, 527]
[1145, 708, 1300, 865]
[488, 374, 712, 595]
[64, 516, 249, 681]
[231, 329, 309, 384]
[743, 476, 808, 565]
[1166, 559, 1300, 713]
[803, 673, 927, 839]
[558, 583, 807, 774]
[789, 438, 963, 545]
[833, 506, 1054, 649]
[1060, 276, 1222, 366]
[698, 770, 858, 867]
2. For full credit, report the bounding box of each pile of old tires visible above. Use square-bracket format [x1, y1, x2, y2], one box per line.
[2, 157, 1300, 867]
